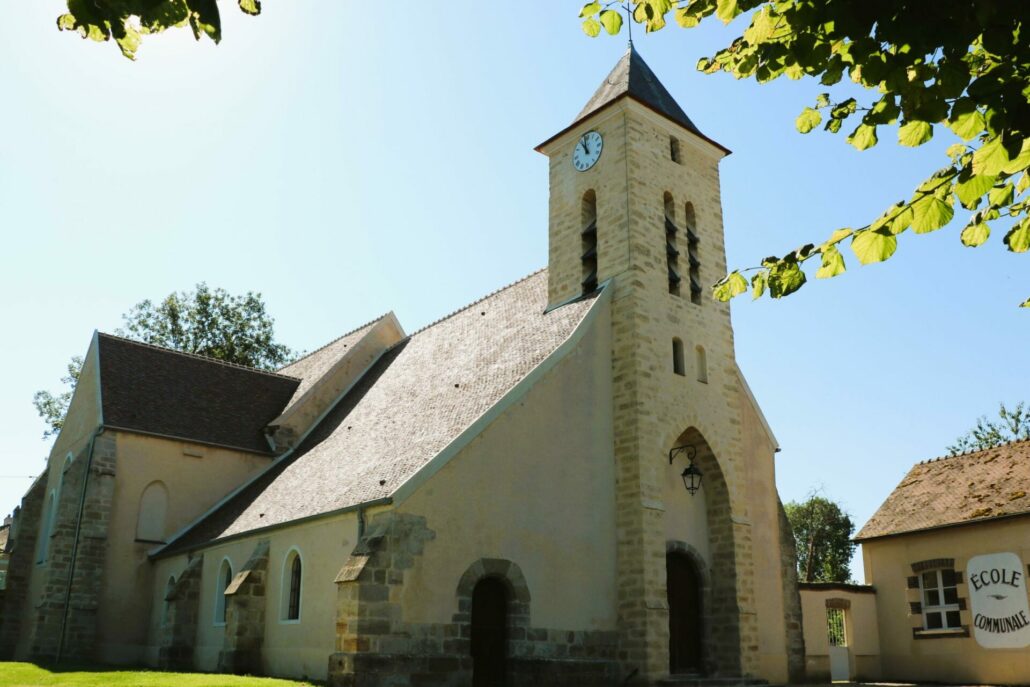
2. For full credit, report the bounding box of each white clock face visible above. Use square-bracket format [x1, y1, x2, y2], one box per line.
[572, 130, 603, 172]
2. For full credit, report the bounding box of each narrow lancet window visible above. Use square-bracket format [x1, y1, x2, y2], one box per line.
[685, 203, 701, 305]
[670, 137, 681, 164]
[665, 193, 681, 296]
[673, 338, 685, 376]
[581, 190, 598, 294]
[696, 345, 708, 383]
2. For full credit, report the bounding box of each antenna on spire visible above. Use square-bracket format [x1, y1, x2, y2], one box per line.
[624, 2, 633, 46]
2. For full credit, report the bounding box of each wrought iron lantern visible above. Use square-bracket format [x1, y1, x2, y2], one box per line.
[669, 444, 703, 495]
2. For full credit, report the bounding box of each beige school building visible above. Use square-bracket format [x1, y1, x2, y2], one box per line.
[800, 439, 1030, 684]
[0, 48, 806, 686]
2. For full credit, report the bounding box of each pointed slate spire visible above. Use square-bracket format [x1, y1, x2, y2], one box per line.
[536, 44, 728, 154]
[577, 45, 724, 149]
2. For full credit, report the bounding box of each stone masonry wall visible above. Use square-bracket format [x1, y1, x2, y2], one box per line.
[778, 501, 807, 682]
[0, 478, 46, 658]
[328, 512, 618, 687]
[159, 554, 204, 670]
[545, 101, 768, 682]
[218, 540, 270, 675]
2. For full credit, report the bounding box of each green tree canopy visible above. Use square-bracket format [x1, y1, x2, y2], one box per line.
[947, 401, 1030, 456]
[784, 494, 856, 583]
[33, 283, 294, 439]
[580, 0, 1029, 307]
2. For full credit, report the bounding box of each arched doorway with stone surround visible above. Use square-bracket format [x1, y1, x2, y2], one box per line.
[663, 427, 742, 677]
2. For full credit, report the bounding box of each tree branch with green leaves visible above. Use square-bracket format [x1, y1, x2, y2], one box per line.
[580, 0, 1030, 307]
[56, 0, 261, 60]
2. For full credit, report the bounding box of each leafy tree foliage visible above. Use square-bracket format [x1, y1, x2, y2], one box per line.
[784, 494, 856, 583]
[580, 1, 1030, 307]
[32, 356, 84, 439]
[947, 401, 1030, 455]
[33, 283, 293, 439]
[56, 0, 260, 59]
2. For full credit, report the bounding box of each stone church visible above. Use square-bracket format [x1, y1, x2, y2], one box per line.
[0, 47, 805, 686]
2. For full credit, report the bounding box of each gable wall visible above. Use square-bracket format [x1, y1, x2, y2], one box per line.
[95, 432, 273, 664]
[862, 518, 1030, 683]
[396, 300, 616, 632]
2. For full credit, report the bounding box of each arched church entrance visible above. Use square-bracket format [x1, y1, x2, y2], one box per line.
[471, 577, 509, 687]
[667, 551, 704, 674]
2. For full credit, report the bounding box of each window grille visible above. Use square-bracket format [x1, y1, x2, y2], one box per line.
[581, 192, 598, 294]
[826, 607, 846, 646]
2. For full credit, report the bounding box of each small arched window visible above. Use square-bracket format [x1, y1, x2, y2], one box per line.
[136, 481, 168, 543]
[162, 575, 177, 625]
[281, 548, 303, 622]
[672, 338, 685, 376]
[581, 190, 598, 294]
[670, 137, 682, 164]
[214, 558, 233, 625]
[695, 345, 708, 384]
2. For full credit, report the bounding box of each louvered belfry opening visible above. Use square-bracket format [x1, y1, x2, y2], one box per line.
[684, 203, 702, 304]
[581, 190, 598, 294]
[664, 193, 681, 296]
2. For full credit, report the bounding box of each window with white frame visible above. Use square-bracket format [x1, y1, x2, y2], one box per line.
[920, 568, 961, 630]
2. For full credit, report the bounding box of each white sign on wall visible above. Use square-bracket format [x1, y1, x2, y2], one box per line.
[967, 552, 1030, 649]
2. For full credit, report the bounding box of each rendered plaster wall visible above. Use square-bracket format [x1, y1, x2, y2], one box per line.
[395, 304, 613, 634]
[396, 301, 617, 633]
[799, 586, 880, 680]
[182, 510, 363, 681]
[95, 432, 273, 665]
[862, 518, 1030, 683]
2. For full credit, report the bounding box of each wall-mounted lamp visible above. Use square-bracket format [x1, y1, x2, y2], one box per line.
[669, 444, 703, 495]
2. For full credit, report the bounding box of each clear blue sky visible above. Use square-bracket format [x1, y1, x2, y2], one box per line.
[2, 3, 1027, 580]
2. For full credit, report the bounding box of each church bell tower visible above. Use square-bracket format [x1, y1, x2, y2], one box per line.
[536, 46, 763, 681]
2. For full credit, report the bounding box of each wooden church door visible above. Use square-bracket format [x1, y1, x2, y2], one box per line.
[667, 552, 704, 674]
[471, 577, 509, 687]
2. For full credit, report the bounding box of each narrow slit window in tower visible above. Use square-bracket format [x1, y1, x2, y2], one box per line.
[581, 190, 598, 294]
[673, 338, 685, 376]
[695, 345, 708, 383]
[670, 137, 681, 164]
[665, 193, 681, 296]
[685, 203, 701, 305]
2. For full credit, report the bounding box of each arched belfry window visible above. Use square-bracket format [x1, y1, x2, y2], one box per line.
[214, 558, 233, 625]
[581, 190, 598, 294]
[665, 193, 681, 296]
[684, 203, 702, 305]
[281, 548, 303, 622]
[136, 481, 168, 543]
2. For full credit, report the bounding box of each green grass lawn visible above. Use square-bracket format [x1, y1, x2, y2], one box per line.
[0, 663, 319, 687]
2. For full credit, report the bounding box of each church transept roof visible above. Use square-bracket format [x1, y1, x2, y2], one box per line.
[157, 270, 603, 555]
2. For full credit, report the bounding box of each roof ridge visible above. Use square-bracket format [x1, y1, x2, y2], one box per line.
[405, 268, 548, 339]
[97, 332, 300, 381]
[277, 314, 389, 371]
[920, 437, 1030, 465]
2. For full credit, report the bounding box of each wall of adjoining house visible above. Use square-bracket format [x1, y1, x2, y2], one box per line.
[863, 517, 1030, 684]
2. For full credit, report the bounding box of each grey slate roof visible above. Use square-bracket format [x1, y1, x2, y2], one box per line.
[276, 318, 383, 414]
[577, 44, 704, 138]
[160, 270, 601, 554]
[856, 440, 1030, 541]
[98, 334, 299, 454]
